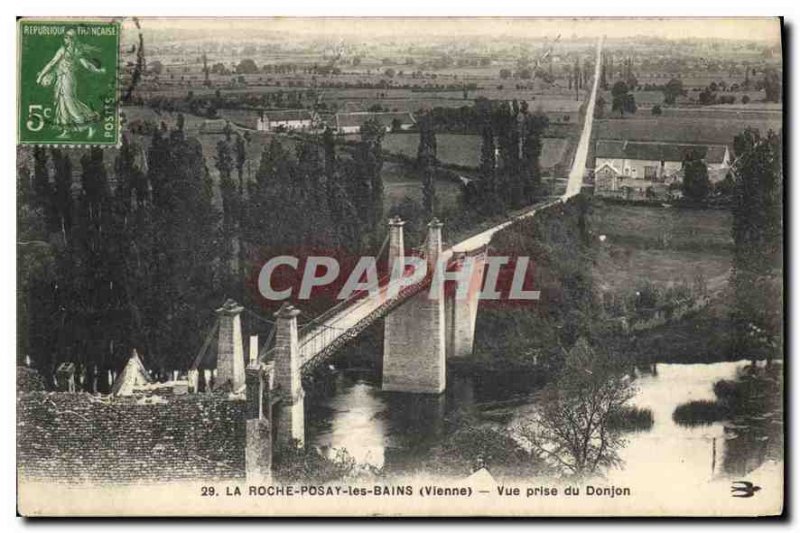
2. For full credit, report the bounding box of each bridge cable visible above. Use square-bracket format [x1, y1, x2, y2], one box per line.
[189, 317, 220, 371]
[243, 307, 277, 326]
[374, 231, 390, 261]
[257, 324, 278, 363]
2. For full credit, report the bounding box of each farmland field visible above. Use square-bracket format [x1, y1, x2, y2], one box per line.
[381, 161, 462, 214]
[590, 201, 733, 293]
[383, 133, 571, 171]
[591, 112, 781, 151]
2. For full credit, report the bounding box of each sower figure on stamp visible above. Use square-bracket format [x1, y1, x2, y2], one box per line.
[36, 29, 105, 139]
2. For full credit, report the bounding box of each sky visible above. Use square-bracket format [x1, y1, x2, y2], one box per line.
[122, 17, 781, 44]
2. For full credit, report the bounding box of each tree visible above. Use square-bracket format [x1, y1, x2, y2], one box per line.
[144, 123, 223, 371]
[417, 112, 438, 218]
[600, 57, 608, 90]
[31, 147, 52, 220]
[520, 112, 549, 203]
[115, 134, 148, 210]
[662, 78, 683, 105]
[216, 132, 239, 293]
[682, 151, 710, 203]
[236, 59, 259, 75]
[611, 81, 636, 116]
[17, 149, 57, 372]
[321, 127, 361, 252]
[499, 68, 512, 80]
[149, 60, 164, 75]
[477, 122, 501, 213]
[763, 68, 781, 102]
[731, 129, 782, 361]
[234, 133, 247, 194]
[346, 119, 385, 242]
[594, 95, 606, 119]
[698, 87, 716, 106]
[651, 104, 662, 115]
[518, 338, 636, 477]
[494, 106, 519, 206]
[51, 149, 73, 243]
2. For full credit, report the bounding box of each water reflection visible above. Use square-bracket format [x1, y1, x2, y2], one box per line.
[611, 361, 746, 484]
[671, 361, 784, 477]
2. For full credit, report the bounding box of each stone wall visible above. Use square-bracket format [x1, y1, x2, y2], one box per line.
[17, 391, 246, 483]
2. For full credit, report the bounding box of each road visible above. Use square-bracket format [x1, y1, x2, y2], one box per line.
[447, 36, 604, 258]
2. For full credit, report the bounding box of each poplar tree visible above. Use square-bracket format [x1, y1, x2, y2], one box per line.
[521, 112, 549, 203]
[417, 112, 438, 218]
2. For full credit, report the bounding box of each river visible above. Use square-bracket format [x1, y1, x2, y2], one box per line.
[305, 359, 775, 484]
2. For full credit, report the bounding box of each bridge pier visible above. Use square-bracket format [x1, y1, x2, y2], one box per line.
[273, 303, 305, 448]
[445, 250, 487, 359]
[245, 360, 273, 483]
[383, 218, 446, 394]
[215, 299, 246, 391]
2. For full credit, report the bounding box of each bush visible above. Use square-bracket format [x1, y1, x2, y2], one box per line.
[651, 104, 662, 115]
[273, 441, 378, 483]
[608, 406, 654, 432]
[422, 413, 541, 477]
[672, 400, 727, 426]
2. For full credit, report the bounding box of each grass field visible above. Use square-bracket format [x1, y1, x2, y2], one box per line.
[383, 133, 570, 170]
[591, 112, 781, 149]
[381, 161, 463, 214]
[589, 201, 733, 294]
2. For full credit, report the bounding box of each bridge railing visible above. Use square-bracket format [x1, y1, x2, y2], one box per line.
[297, 264, 421, 363]
[296, 244, 430, 343]
[299, 267, 433, 371]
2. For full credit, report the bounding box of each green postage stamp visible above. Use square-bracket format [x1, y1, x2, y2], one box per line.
[17, 19, 120, 146]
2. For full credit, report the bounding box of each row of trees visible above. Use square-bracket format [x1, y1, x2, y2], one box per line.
[17, 116, 388, 385]
[18, 127, 223, 386]
[471, 100, 550, 213]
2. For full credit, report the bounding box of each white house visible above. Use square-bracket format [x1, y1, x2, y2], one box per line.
[256, 109, 317, 132]
[594, 140, 731, 198]
[335, 112, 416, 134]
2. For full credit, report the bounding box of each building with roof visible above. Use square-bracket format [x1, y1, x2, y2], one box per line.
[335, 112, 416, 134]
[256, 109, 317, 132]
[593, 140, 731, 199]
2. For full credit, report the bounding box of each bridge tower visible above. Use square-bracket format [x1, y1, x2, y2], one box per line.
[387, 216, 405, 275]
[273, 303, 305, 447]
[383, 218, 446, 394]
[445, 249, 487, 359]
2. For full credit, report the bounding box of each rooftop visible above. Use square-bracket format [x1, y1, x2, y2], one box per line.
[262, 109, 315, 122]
[595, 140, 728, 164]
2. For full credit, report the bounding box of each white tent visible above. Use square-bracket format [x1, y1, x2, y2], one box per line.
[110, 350, 154, 396]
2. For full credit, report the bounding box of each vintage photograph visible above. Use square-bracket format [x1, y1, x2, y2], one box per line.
[16, 17, 783, 516]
